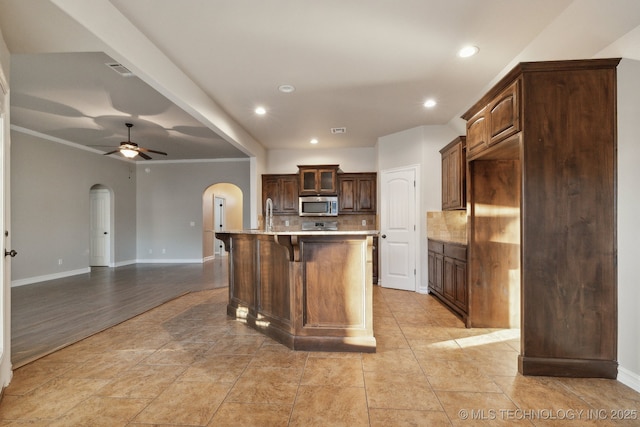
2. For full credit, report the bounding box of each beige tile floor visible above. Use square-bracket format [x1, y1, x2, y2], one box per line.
[1, 286, 639, 426]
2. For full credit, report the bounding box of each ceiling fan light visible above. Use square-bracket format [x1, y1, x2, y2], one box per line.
[120, 148, 138, 158]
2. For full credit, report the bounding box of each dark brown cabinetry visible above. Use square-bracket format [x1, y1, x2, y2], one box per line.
[462, 58, 620, 379]
[440, 137, 466, 210]
[428, 239, 467, 321]
[298, 165, 339, 195]
[466, 80, 520, 160]
[262, 174, 298, 215]
[337, 173, 377, 214]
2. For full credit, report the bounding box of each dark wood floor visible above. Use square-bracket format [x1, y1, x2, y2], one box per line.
[11, 259, 228, 368]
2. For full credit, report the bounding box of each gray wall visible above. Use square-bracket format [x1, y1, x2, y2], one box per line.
[11, 129, 251, 282]
[135, 160, 250, 261]
[11, 130, 137, 282]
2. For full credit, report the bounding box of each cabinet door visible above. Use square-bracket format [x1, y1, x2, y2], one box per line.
[338, 176, 356, 213]
[356, 175, 376, 213]
[280, 176, 299, 213]
[262, 176, 281, 212]
[466, 107, 488, 158]
[453, 259, 467, 311]
[428, 250, 435, 288]
[446, 143, 463, 209]
[433, 253, 444, 294]
[443, 256, 456, 300]
[488, 80, 520, 146]
[441, 154, 450, 209]
[318, 168, 337, 194]
[300, 168, 318, 195]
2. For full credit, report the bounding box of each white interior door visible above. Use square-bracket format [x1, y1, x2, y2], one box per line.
[380, 167, 417, 291]
[89, 189, 111, 266]
[214, 196, 226, 257]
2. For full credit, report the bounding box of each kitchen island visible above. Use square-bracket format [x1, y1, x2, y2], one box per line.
[215, 229, 378, 352]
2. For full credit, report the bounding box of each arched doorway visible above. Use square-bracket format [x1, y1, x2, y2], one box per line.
[89, 185, 113, 267]
[202, 183, 243, 261]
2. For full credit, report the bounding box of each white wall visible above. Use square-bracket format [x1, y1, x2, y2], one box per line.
[135, 160, 250, 262]
[266, 147, 376, 174]
[378, 125, 460, 293]
[11, 130, 137, 283]
[202, 183, 243, 259]
[0, 20, 12, 389]
[616, 58, 640, 391]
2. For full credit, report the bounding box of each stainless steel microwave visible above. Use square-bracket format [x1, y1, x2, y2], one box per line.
[299, 196, 339, 217]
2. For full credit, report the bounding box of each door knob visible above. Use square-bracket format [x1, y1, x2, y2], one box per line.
[5, 249, 17, 257]
[104, 232, 108, 235]
[381, 234, 387, 239]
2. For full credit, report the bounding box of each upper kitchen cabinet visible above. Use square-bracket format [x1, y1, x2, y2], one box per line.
[262, 174, 298, 215]
[338, 173, 377, 214]
[298, 165, 339, 195]
[462, 58, 620, 379]
[440, 136, 466, 210]
[466, 80, 520, 160]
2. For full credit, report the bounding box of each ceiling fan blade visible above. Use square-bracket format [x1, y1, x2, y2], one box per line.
[138, 147, 167, 156]
[103, 150, 119, 156]
[138, 152, 152, 160]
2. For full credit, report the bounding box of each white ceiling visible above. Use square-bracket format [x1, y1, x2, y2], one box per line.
[1, 0, 640, 161]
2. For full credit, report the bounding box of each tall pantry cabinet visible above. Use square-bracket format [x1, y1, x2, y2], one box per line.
[462, 58, 619, 379]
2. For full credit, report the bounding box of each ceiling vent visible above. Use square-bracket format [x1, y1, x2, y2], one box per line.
[106, 62, 134, 77]
[331, 127, 347, 134]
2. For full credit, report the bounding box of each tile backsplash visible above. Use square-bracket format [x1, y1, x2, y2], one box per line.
[259, 214, 377, 231]
[427, 211, 467, 244]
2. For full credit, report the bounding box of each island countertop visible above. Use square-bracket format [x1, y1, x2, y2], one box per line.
[215, 229, 378, 236]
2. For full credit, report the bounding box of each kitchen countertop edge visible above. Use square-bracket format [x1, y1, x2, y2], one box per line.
[214, 229, 379, 236]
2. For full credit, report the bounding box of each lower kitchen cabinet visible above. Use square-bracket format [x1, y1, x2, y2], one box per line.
[428, 239, 467, 322]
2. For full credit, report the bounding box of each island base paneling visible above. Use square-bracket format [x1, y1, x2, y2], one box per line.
[218, 231, 376, 353]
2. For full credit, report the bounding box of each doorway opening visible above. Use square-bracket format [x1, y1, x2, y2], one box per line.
[89, 185, 113, 267]
[202, 183, 243, 261]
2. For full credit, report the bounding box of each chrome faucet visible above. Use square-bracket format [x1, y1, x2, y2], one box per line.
[265, 198, 274, 231]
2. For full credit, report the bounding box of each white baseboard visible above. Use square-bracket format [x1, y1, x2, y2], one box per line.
[135, 258, 204, 264]
[11, 259, 205, 287]
[11, 267, 91, 287]
[618, 366, 640, 393]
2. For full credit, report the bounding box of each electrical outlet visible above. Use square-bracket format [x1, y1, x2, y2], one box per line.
[285, 220, 290, 227]
[58, 259, 63, 265]
[162, 248, 166, 254]
[361, 219, 367, 226]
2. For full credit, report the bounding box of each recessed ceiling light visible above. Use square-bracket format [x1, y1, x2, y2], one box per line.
[310, 138, 319, 144]
[458, 45, 479, 58]
[278, 84, 296, 93]
[255, 106, 266, 115]
[424, 99, 437, 108]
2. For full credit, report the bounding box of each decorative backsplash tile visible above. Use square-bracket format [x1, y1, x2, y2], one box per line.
[261, 214, 377, 231]
[427, 211, 467, 244]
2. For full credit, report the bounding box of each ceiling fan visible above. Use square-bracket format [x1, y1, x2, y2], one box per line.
[103, 123, 167, 160]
